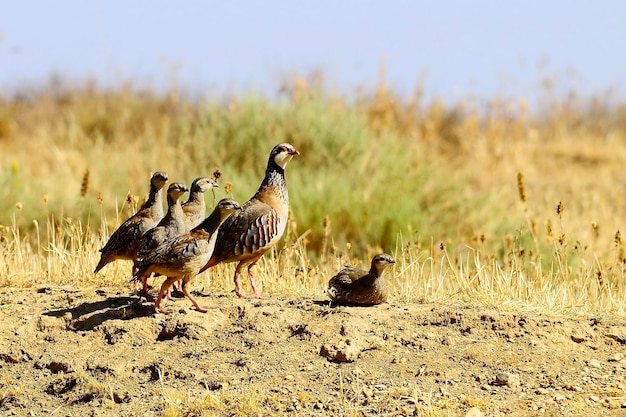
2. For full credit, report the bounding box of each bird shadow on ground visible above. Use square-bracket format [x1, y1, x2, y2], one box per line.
[311, 300, 377, 309]
[43, 295, 155, 331]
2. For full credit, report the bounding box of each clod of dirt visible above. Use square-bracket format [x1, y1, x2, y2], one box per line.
[605, 327, 626, 345]
[289, 324, 312, 340]
[99, 319, 160, 345]
[45, 376, 77, 395]
[35, 353, 76, 374]
[320, 338, 364, 363]
[320, 319, 383, 363]
[157, 311, 227, 340]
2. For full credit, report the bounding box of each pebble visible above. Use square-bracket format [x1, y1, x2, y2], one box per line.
[493, 372, 520, 388]
[589, 395, 600, 402]
[494, 373, 509, 386]
[571, 334, 585, 343]
[588, 359, 602, 369]
[465, 407, 483, 417]
[608, 353, 624, 362]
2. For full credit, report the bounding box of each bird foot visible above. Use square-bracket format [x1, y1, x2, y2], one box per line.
[154, 305, 171, 314]
[194, 304, 218, 313]
[140, 289, 155, 302]
[235, 290, 266, 299]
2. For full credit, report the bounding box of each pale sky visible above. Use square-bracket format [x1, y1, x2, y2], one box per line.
[1, 1, 625, 103]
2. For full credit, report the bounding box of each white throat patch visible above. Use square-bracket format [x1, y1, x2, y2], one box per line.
[274, 152, 294, 169]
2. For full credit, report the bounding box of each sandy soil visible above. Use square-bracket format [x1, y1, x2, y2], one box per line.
[0, 286, 625, 417]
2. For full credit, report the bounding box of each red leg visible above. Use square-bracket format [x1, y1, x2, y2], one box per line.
[234, 263, 246, 297]
[181, 279, 217, 312]
[154, 277, 178, 314]
[248, 267, 263, 298]
[141, 273, 155, 302]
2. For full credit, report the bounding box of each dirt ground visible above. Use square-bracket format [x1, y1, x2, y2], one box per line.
[0, 286, 625, 417]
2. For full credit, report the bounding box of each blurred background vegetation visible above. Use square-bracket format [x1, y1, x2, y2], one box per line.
[2, 72, 626, 278]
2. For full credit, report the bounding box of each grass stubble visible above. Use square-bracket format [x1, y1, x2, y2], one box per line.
[1, 74, 626, 415]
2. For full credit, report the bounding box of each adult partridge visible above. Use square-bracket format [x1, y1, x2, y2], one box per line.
[132, 198, 243, 313]
[326, 253, 396, 305]
[132, 182, 189, 298]
[199, 143, 299, 298]
[94, 171, 168, 274]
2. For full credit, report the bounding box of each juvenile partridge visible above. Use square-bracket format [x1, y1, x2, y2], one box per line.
[198, 143, 299, 298]
[182, 177, 219, 231]
[94, 171, 168, 274]
[326, 253, 396, 305]
[132, 198, 243, 314]
[132, 182, 189, 297]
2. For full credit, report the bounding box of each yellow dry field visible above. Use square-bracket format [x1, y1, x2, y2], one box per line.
[0, 80, 625, 415]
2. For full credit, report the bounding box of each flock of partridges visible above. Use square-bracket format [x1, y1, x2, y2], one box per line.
[94, 143, 396, 313]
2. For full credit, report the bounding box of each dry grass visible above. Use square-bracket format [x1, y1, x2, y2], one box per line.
[1, 74, 626, 316]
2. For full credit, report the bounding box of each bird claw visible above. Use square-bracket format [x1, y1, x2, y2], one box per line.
[155, 306, 171, 314]
[194, 304, 218, 313]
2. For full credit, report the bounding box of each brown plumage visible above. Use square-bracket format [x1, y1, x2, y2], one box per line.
[182, 177, 219, 231]
[132, 198, 243, 313]
[94, 171, 168, 274]
[132, 182, 189, 297]
[326, 253, 396, 305]
[198, 143, 299, 298]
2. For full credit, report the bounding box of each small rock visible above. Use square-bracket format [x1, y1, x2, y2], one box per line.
[608, 353, 624, 362]
[588, 359, 602, 369]
[494, 373, 520, 388]
[465, 407, 483, 417]
[589, 395, 600, 402]
[494, 373, 509, 386]
[571, 334, 586, 343]
[554, 394, 566, 402]
[536, 388, 550, 395]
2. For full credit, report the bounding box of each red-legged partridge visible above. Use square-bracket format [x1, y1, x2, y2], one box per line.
[94, 171, 168, 274]
[132, 182, 189, 298]
[132, 198, 242, 314]
[326, 253, 396, 305]
[182, 177, 219, 231]
[198, 143, 299, 298]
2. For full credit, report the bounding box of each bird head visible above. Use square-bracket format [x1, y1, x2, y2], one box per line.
[191, 176, 219, 193]
[371, 253, 396, 276]
[271, 143, 300, 170]
[151, 171, 169, 189]
[215, 198, 243, 221]
[167, 182, 189, 201]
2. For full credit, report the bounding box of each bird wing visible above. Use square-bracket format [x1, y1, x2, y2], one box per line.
[100, 211, 154, 256]
[213, 200, 282, 262]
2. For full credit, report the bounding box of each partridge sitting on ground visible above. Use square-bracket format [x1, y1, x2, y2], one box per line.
[326, 253, 396, 305]
[198, 143, 300, 298]
[132, 182, 189, 298]
[94, 171, 168, 274]
[132, 198, 243, 314]
[182, 177, 219, 231]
